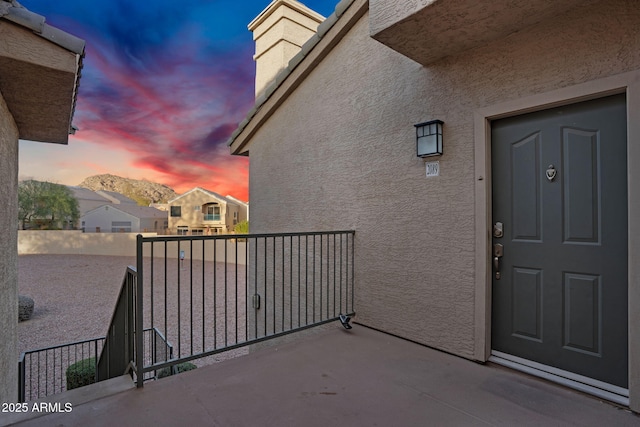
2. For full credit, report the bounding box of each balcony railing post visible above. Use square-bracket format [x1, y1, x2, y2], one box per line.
[351, 231, 355, 313]
[18, 354, 25, 403]
[135, 234, 144, 387]
[94, 339, 99, 387]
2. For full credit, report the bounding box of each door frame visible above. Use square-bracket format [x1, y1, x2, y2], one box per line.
[473, 70, 640, 410]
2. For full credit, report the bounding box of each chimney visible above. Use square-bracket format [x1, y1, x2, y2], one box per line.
[249, 0, 325, 98]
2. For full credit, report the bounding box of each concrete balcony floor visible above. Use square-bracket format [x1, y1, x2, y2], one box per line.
[10, 325, 640, 426]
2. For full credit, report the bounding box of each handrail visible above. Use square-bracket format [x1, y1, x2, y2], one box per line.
[18, 328, 172, 402]
[134, 230, 356, 382]
[136, 230, 356, 242]
[20, 230, 356, 397]
[18, 336, 104, 402]
[96, 266, 137, 382]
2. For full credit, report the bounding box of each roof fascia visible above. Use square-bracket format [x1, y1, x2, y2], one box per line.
[0, 2, 85, 54]
[82, 204, 128, 218]
[167, 187, 200, 203]
[168, 187, 228, 204]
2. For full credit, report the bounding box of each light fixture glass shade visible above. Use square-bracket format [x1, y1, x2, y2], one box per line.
[415, 120, 443, 157]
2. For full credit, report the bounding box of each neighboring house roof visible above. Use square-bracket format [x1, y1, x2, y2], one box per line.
[150, 203, 169, 211]
[82, 204, 167, 220]
[96, 190, 137, 204]
[0, 0, 85, 139]
[68, 186, 112, 203]
[227, 0, 360, 155]
[225, 195, 248, 206]
[69, 186, 136, 205]
[168, 187, 240, 206]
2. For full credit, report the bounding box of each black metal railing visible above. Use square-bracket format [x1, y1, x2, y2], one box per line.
[96, 267, 137, 382]
[18, 336, 104, 403]
[96, 266, 177, 384]
[133, 231, 355, 387]
[18, 328, 172, 402]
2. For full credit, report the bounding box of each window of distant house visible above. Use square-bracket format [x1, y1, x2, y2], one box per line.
[194, 205, 200, 211]
[111, 221, 132, 233]
[192, 229, 204, 236]
[177, 226, 189, 235]
[171, 206, 182, 217]
[204, 205, 221, 221]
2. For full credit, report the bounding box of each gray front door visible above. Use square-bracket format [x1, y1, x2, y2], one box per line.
[491, 94, 628, 388]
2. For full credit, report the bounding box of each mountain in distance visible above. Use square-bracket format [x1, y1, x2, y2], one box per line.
[79, 174, 178, 206]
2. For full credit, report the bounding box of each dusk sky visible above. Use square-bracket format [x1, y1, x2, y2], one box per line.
[18, 0, 337, 201]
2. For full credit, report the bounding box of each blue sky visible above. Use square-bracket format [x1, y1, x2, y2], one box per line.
[18, 0, 337, 200]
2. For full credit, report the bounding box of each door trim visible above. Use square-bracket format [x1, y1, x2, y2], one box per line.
[473, 70, 640, 410]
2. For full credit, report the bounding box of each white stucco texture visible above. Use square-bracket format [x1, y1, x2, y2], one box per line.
[247, 0, 639, 359]
[0, 92, 19, 402]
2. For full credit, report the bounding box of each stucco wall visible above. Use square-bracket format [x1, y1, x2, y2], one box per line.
[0, 92, 19, 402]
[247, 0, 640, 359]
[19, 231, 149, 257]
[17, 231, 247, 265]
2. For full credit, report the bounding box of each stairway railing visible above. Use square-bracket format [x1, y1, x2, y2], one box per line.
[96, 266, 137, 382]
[18, 327, 172, 402]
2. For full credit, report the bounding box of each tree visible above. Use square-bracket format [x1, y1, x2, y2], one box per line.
[18, 180, 41, 229]
[18, 180, 79, 229]
[234, 220, 249, 234]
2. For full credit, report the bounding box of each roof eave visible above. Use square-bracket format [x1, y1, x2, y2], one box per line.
[228, 0, 367, 156]
[0, 0, 85, 142]
[369, 0, 598, 66]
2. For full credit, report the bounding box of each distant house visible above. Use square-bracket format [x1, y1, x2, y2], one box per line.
[81, 204, 167, 233]
[167, 187, 246, 235]
[69, 186, 137, 217]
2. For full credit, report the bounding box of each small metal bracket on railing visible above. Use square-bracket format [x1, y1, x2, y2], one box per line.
[339, 314, 353, 330]
[252, 294, 261, 309]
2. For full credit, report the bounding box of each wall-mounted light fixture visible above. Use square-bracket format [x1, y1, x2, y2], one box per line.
[415, 119, 443, 158]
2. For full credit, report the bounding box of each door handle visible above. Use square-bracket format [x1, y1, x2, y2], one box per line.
[493, 243, 503, 280]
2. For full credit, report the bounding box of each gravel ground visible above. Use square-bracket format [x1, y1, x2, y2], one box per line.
[17, 254, 253, 401]
[18, 254, 137, 354]
[18, 254, 249, 361]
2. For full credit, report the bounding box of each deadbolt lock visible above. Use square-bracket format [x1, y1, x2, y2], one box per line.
[493, 222, 503, 238]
